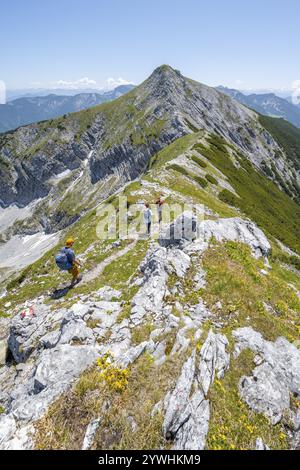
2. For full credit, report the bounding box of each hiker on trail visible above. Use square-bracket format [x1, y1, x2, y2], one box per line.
[143, 203, 152, 236]
[55, 238, 82, 287]
[155, 196, 164, 224]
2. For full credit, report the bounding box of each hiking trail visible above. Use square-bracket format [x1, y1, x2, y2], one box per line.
[81, 239, 138, 285]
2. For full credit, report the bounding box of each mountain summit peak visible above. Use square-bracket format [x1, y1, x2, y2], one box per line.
[141, 64, 185, 98]
[149, 64, 182, 81]
[153, 64, 178, 73]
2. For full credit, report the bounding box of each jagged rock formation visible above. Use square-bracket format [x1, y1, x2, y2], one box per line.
[197, 330, 230, 395]
[202, 218, 271, 258]
[158, 330, 230, 450]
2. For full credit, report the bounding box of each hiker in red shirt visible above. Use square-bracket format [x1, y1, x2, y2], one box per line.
[155, 196, 164, 224]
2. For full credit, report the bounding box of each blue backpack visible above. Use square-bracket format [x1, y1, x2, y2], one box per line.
[55, 250, 70, 271]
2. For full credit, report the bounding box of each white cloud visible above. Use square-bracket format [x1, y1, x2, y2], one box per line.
[20, 75, 135, 92]
[0, 80, 6, 104]
[292, 80, 300, 89]
[50, 77, 98, 90]
[292, 80, 300, 105]
[105, 77, 134, 90]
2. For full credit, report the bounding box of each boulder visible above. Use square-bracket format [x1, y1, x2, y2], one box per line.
[131, 243, 190, 326]
[166, 248, 191, 277]
[131, 246, 169, 324]
[59, 319, 95, 345]
[233, 327, 300, 424]
[70, 302, 92, 319]
[10, 344, 99, 422]
[198, 330, 230, 396]
[0, 414, 16, 446]
[82, 418, 101, 450]
[202, 217, 271, 258]
[0, 413, 34, 450]
[255, 438, 270, 450]
[163, 352, 196, 438]
[159, 212, 199, 248]
[162, 350, 210, 450]
[39, 330, 60, 349]
[115, 341, 149, 368]
[173, 390, 209, 450]
[8, 303, 53, 363]
[239, 363, 290, 425]
[33, 344, 98, 394]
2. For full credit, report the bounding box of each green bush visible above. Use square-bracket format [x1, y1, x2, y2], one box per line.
[193, 175, 208, 188]
[205, 173, 218, 185]
[218, 189, 238, 206]
[191, 154, 207, 168]
[168, 163, 189, 177]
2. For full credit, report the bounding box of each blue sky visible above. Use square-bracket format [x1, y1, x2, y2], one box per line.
[1, 0, 300, 91]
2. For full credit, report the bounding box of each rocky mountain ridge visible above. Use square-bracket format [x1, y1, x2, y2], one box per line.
[0, 66, 299, 249]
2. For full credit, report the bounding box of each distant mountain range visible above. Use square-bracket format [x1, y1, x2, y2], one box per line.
[0, 85, 135, 133]
[217, 86, 300, 128]
[5, 85, 136, 101]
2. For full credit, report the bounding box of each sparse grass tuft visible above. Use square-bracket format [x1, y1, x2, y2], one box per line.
[131, 322, 155, 345]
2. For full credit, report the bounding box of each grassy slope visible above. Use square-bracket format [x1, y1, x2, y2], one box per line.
[259, 115, 300, 172]
[193, 135, 300, 254]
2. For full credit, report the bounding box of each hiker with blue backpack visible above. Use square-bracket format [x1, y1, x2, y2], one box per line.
[55, 238, 82, 287]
